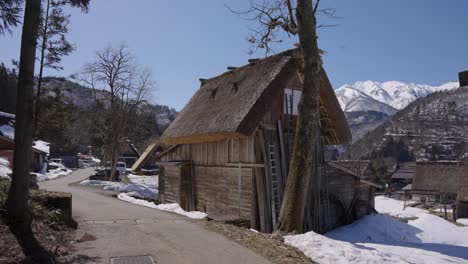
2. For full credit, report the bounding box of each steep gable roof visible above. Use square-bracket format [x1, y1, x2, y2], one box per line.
[161, 49, 351, 145]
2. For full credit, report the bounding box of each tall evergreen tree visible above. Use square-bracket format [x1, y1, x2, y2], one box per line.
[0, 0, 23, 34]
[6, 0, 90, 261]
[5, 0, 55, 262]
[0, 63, 18, 113]
[34, 0, 76, 137]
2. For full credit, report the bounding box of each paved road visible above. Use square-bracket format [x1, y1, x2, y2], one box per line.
[39, 169, 270, 264]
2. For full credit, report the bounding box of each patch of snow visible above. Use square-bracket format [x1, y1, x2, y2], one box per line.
[0, 124, 15, 140]
[286, 214, 468, 263]
[0, 157, 12, 180]
[80, 179, 157, 198]
[127, 174, 158, 188]
[286, 196, 468, 263]
[35, 167, 72, 182]
[375, 196, 428, 218]
[117, 193, 207, 219]
[457, 219, 468, 226]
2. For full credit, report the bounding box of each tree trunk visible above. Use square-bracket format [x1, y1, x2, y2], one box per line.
[33, 0, 51, 138]
[6, 0, 56, 262]
[277, 0, 321, 233]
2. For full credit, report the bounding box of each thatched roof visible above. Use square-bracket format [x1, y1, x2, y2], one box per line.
[391, 162, 416, 180]
[412, 161, 467, 194]
[160, 49, 351, 145]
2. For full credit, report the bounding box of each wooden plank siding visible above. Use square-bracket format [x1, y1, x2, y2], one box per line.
[193, 166, 253, 220]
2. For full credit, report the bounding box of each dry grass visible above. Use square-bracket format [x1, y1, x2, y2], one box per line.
[202, 220, 316, 264]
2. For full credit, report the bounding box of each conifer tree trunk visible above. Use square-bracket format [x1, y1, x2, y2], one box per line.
[33, 0, 51, 138]
[277, 0, 321, 233]
[6, 0, 55, 262]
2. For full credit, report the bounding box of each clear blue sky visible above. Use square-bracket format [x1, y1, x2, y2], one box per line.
[1, 0, 467, 110]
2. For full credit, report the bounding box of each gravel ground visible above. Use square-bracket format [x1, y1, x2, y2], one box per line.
[202, 220, 316, 264]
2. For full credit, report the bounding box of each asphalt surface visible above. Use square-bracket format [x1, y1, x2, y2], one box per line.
[39, 168, 270, 264]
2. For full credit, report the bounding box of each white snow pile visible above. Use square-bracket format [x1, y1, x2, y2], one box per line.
[374, 196, 428, 218]
[127, 174, 158, 188]
[0, 157, 12, 181]
[117, 193, 207, 219]
[457, 219, 468, 226]
[285, 196, 468, 264]
[80, 179, 157, 198]
[35, 162, 72, 181]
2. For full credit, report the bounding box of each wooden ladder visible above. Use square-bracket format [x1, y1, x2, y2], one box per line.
[269, 144, 282, 225]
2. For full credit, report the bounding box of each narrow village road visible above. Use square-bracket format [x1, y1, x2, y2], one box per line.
[39, 168, 270, 264]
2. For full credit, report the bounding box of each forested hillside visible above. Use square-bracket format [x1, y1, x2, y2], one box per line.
[0, 71, 176, 156]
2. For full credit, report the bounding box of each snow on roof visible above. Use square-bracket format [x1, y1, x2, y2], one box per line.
[0, 112, 50, 154]
[0, 111, 15, 118]
[0, 124, 15, 140]
[0, 111, 15, 140]
[0, 157, 12, 180]
[33, 140, 50, 154]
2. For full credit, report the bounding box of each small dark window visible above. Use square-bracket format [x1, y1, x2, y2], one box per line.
[232, 82, 239, 93]
[209, 88, 217, 99]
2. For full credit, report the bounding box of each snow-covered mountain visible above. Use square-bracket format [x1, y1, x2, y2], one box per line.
[335, 87, 398, 115]
[336, 80, 459, 112]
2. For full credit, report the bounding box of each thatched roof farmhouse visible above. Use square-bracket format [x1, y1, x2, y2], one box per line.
[134, 49, 378, 233]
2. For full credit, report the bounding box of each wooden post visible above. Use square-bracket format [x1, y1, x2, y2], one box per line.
[251, 171, 259, 230]
[238, 163, 242, 217]
[254, 130, 272, 232]
[159, 166, 165, 203]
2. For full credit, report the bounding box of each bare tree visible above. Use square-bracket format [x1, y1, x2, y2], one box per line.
[231, 0, 331, 233]
[76, 44, 155, 180]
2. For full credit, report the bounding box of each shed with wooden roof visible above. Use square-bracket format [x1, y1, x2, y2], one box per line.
[134, 49, 378, 233]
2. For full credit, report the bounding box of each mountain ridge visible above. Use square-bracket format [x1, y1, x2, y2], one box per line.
[335, 80, 459, 113]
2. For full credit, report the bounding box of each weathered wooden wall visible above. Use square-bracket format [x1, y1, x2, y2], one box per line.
[160, 164, 188, 208]
[193, 166, 252, 220]
[159, 135, 256, 220]
[161, 136, 256, 165]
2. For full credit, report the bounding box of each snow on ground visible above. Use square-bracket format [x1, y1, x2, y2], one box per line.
[117, 193, 207, 219]
[375, 195, 428, 218]
[286, 196, 468, 264]
[35, 165, 72, 182]
[80, 179, 157, 197]
[0, 157, 12, 180]
[457, 219, 468, 226]
[127, 174, 158, 188]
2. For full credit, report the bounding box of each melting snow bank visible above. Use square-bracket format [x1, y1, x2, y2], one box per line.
[80, 180, 157, 197]
[35, 168, 72, 181]
[0, 157, 12, 180]
[117, 193, 207, 219]
[127, 174, 158, 188]
[457, 219, 468, 226]
[375, 196, 428, 218]
[285, 197, 468, 264]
